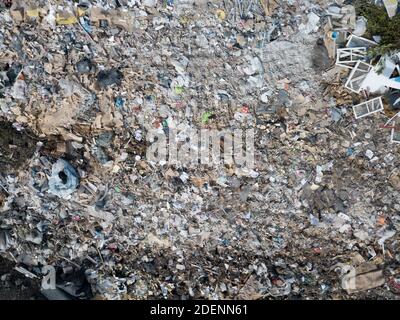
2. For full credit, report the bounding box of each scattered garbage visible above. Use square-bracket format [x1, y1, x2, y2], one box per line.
[0, 0, 399, 301]
[329, 1, 400, 144]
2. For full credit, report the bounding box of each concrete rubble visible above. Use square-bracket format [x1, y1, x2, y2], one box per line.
[0, 0, 400, 300]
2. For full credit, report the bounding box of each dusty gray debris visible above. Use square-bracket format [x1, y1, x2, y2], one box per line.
[312, 38, 332, 71]
[76, 58, 94, 74]
[96, 69, 123, 88]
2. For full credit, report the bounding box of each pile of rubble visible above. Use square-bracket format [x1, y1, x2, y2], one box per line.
[323, 0, 400, 144]
[0, 0, 400, 300]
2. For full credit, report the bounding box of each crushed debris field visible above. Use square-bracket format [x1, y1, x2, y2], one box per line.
[1, 0, 400, 300]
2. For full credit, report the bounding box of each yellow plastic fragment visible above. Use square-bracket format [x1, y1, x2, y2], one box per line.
[179, 16, 189, 25]
[26, 9, 39, 18]
[56, 14, 78, 25]
[174, 86, 184, 94]
[215, 9, 226, 20]
[77, 8, 87, 17]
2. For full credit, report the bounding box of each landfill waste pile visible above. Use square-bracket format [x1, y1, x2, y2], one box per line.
[1, 0, 400, 300]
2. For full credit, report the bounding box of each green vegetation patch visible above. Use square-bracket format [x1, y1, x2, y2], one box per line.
[354, 0, 400, 55]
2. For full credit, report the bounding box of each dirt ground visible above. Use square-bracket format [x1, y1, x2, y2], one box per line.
[0, 256, 41, 300]
[0, 121, 37, 174]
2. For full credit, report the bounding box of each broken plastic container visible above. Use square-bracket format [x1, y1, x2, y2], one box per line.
[48, 159, 79, 198]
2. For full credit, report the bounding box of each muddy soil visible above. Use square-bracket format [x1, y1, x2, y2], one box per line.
[0, 256, 41, 300]
[0, 121, 37, 174]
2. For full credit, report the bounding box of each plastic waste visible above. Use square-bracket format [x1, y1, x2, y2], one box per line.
[353, 17, 367, 37]
[48, 159, 79, 198]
